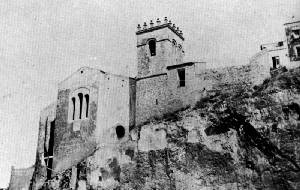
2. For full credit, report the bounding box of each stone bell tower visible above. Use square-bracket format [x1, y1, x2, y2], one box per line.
[136, 17, 185, 78]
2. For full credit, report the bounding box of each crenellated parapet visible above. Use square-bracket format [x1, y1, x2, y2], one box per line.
[136, 17, 184, 40]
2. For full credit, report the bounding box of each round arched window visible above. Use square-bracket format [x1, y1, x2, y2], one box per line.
[68, 88, 90, 122]
[116, 125, 125, 139]
[148, 39, 156, 56]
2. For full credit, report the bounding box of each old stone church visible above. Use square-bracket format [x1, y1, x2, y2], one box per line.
[29, 17, 208, 189]
[7, 17, 300, 190]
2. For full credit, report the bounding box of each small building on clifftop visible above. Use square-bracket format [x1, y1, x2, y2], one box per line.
[250, 19, 300, 74]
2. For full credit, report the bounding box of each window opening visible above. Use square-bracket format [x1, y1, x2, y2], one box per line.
[48, 120, 55, 156]
[85, 94, 89, 118]
[43, 118, 48, 159]
[116, 125, 125, 139]
[72, 97, 76, 120]
[45, 157, 53, 180]
[148, 39, 156, 56]
[69, 89, 90, 122]
[177, 68, 186, 87]
[272, 56, 280, 69]
[44, 120, 55, 180]
[296, 46, 300, 57]
[78, 93, 83, 119]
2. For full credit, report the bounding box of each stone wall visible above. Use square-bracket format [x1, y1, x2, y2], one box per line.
[30, 67, 136, 190]
[30, 103, 56, 189]
[196, 63, 271, 93]
[54, 81, 98, 174]
[135, 63, 271, 127]
[95, 72, 133, 151]
[135, 74, 170, 126]
[167, 64, 205, 107]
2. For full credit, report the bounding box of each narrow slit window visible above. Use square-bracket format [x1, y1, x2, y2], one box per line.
[44, 120, 55, 180]
[43, 118, 48, 158]
[78, 93, 83, 119]
[177, 68, 185, 87]
[72, 97, 76, 120]
[148, 39, 156, 56]
[46, 157, 53, 180]
[85, 94, 89, 118]
[296, 46, 300, 57]
[48, 120, 55, 157]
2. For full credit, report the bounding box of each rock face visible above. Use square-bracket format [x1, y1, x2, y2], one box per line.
[33, 67, 300, 190]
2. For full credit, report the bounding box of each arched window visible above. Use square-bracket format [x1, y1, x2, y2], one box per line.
[69, 88, 90, 122]
[85, 94, 89, 118]
[116, 125, 125, 139]
[78, 93, 83, 119]
[72, 97, 76, 120]
[148, 39, 156, 56]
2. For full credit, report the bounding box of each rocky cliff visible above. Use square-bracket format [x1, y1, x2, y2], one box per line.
[35, 66, 300, 190]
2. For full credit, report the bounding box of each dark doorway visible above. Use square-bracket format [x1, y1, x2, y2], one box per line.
[272, 56, 280, 69]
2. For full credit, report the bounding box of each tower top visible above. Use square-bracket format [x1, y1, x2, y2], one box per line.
[136, 17, 184, 40]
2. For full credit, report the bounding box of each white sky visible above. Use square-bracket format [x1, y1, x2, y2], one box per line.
[0, 0, 299, 187]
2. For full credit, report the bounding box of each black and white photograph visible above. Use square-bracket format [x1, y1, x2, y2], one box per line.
[0, 0, 300, 189]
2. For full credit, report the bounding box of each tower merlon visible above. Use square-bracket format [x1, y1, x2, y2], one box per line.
[136, 17, 184, 41]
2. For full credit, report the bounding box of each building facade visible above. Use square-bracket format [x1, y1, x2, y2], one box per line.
[28, 17, 207, 189]
[285, 20, 300, 62]
[250, 20, 300, 72]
